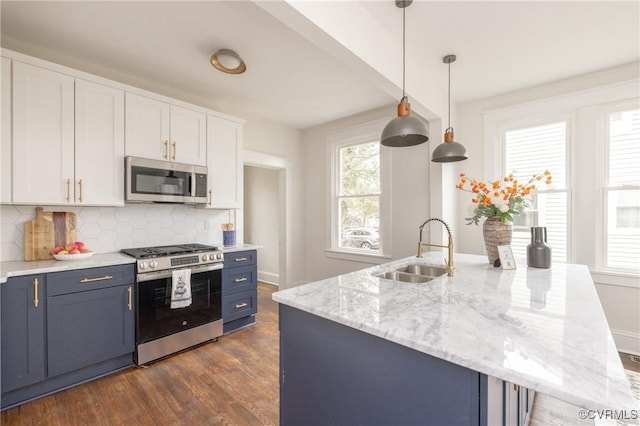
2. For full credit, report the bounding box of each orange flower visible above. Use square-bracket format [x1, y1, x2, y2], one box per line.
[536, 175, 542, 181]
[459, 172, 466, 177]
[492, 181, 500, 189]
[544, 170, 551, 176]
[494, 191, 500, 197]
[472, 188, 480, 194]
[483, 197, 493, 206]
[472, 198, 479, 204]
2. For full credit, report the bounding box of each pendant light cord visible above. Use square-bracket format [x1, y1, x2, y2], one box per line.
[447, 60, 451, 130]
[402, 4, 406, 100]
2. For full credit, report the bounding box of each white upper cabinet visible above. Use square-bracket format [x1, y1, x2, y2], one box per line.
[206, 115, 243, 209]
[11, 60, 125, 206]
[75, 79, 125, 206]
[125, 93, 206, 166]
[12, 61, 75, 205]
[169, 105, 206, 166]
[1, 57, 12, 204]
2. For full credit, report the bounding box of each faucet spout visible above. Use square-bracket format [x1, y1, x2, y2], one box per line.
[417, 218, 455, 276]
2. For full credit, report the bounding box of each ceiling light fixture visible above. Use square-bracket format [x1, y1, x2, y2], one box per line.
[431, 54, 468, 163]
[210, 49, 246, 74]
[380, 0, 428, 148]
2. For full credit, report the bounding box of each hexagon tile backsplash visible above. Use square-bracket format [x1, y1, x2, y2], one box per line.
[1, 204, 232, 261]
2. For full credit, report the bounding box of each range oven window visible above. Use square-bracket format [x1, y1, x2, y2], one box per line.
[137, 269, 222, 344]
[131, 165, 191, 197]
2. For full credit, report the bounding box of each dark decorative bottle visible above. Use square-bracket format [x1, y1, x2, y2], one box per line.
[527, 227, 551, 268]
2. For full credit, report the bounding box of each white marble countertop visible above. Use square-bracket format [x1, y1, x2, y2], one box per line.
[0, 252, 136, 283]
[221, 244, 262, 253]
[0, 244, 261, 283]
[272, 252, 636, 411]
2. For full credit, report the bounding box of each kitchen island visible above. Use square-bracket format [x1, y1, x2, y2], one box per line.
[272, 253, 636, 425]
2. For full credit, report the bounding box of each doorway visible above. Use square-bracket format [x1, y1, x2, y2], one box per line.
[243, 150, 290, 287]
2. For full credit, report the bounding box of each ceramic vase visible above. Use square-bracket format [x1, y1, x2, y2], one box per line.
[527, 226, 551, 268]
[483, 216, 512, 264]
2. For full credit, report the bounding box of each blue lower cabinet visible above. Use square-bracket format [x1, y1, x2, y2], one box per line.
[222, 250, 258, 333]
[47, 284, 135, 377]
[1, 275, 46, 393]
[1, 265, 135, 410]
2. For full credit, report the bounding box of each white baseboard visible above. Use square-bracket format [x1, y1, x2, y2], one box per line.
[611, 328, 640, 356]
[258, 270, 279, 286]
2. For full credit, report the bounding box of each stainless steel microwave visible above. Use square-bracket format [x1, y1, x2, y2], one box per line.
[125, 156, 208, 204]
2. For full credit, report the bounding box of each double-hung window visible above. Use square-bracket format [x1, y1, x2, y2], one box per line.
[333, 140, 381, 252]
[501, 119, 570, 263]
[602, 102, 640, 273]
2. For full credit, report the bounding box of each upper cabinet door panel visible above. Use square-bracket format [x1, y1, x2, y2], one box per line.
[169, 105, 206, 166]
[206, 115, 243, 209]
[124, 92, 170, 161]
[12, 62, 74, 205]
[75, 79, 125, 206]
[1, 57, 12, 204]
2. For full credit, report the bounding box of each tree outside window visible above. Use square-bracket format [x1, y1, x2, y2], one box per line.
[336, 141, 381, 251]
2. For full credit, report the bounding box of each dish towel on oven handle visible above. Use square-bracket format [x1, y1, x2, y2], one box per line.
[170, 268, 192, 309]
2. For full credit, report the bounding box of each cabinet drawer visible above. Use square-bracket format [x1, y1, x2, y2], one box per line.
[222, 290, 257, 323]
[223, 250, 257, 268]
[47, 264, 134, 296]
[222, 265, 256, 295]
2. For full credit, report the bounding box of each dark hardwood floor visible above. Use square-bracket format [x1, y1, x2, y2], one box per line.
[1, 283, 280, 426]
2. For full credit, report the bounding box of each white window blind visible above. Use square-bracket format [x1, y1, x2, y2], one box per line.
[504, 122, 568, 262]
[605, 106, 640, 272]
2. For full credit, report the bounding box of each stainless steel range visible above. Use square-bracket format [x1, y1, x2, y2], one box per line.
[120, 243, 224, 365]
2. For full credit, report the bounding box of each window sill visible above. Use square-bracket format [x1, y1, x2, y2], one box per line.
[325, 249, 392, 265]
[590, 269, 640, 289]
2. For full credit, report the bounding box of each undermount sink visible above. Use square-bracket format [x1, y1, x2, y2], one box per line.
[374, 271, 434, 283]
[395, 264, 447, 278]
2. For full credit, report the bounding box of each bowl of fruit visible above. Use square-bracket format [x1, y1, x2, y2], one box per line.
[52, 242, 94, 260]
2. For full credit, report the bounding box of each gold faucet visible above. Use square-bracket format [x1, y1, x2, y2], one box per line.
[417, 218, 455, 276]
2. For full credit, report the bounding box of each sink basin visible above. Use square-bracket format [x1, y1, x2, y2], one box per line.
[374, 271, 433, 283]
[396, 264, 447, 278]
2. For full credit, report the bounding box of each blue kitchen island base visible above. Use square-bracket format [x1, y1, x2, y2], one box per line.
[279, 305, 490, 426]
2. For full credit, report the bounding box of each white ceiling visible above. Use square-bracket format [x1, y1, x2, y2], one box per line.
[1, 1, 638, 130]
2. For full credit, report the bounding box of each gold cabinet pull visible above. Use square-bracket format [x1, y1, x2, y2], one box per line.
[235, 302, 248, 309]
[172, 141, 176, 160]
[514, 384, 520, 392]
[33, 278, 39, 308]
[208, 189, 212, 206]
[234, 277, 248, 283]
[66, 178, 71, 203]
[127, 286, 132, 311]
[80, 275, 113, 283]
[163, 140, 169, 159]
[234, 257, 248, 262]
[78, 179, 83, 202]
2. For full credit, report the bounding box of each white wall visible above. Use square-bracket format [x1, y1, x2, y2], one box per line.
[453, 62, 640, 354]
[302, 105, 441, 282]
[238, 113, 305, 288]
[244, 165, 280, 285]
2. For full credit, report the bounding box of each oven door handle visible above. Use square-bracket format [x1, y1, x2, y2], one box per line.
[137, 263, 223, 283]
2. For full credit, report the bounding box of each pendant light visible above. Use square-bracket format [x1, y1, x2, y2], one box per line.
[380, 0, 429, 148]
[431, 54, 468, 162]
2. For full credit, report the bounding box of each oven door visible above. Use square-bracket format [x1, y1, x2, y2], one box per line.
[136, 264, 222, 345]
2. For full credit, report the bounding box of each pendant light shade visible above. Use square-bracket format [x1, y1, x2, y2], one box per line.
[381, 0, 429, 148]
[431, 54, 468, 163]
[381, 97, 429, 147]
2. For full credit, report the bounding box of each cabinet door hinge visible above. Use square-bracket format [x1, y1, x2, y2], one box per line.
[281, 370, 285, 384]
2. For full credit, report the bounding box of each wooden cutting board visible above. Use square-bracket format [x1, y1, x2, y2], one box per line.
[24, 207, 78, 261]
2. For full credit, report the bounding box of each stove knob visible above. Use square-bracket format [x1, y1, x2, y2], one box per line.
[150, 260, 158, 269]
[202, 255, 208, 262]
[139, 261, 147, 270]
[217, 253, 223, 260]
[209, 254, 215, 261]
